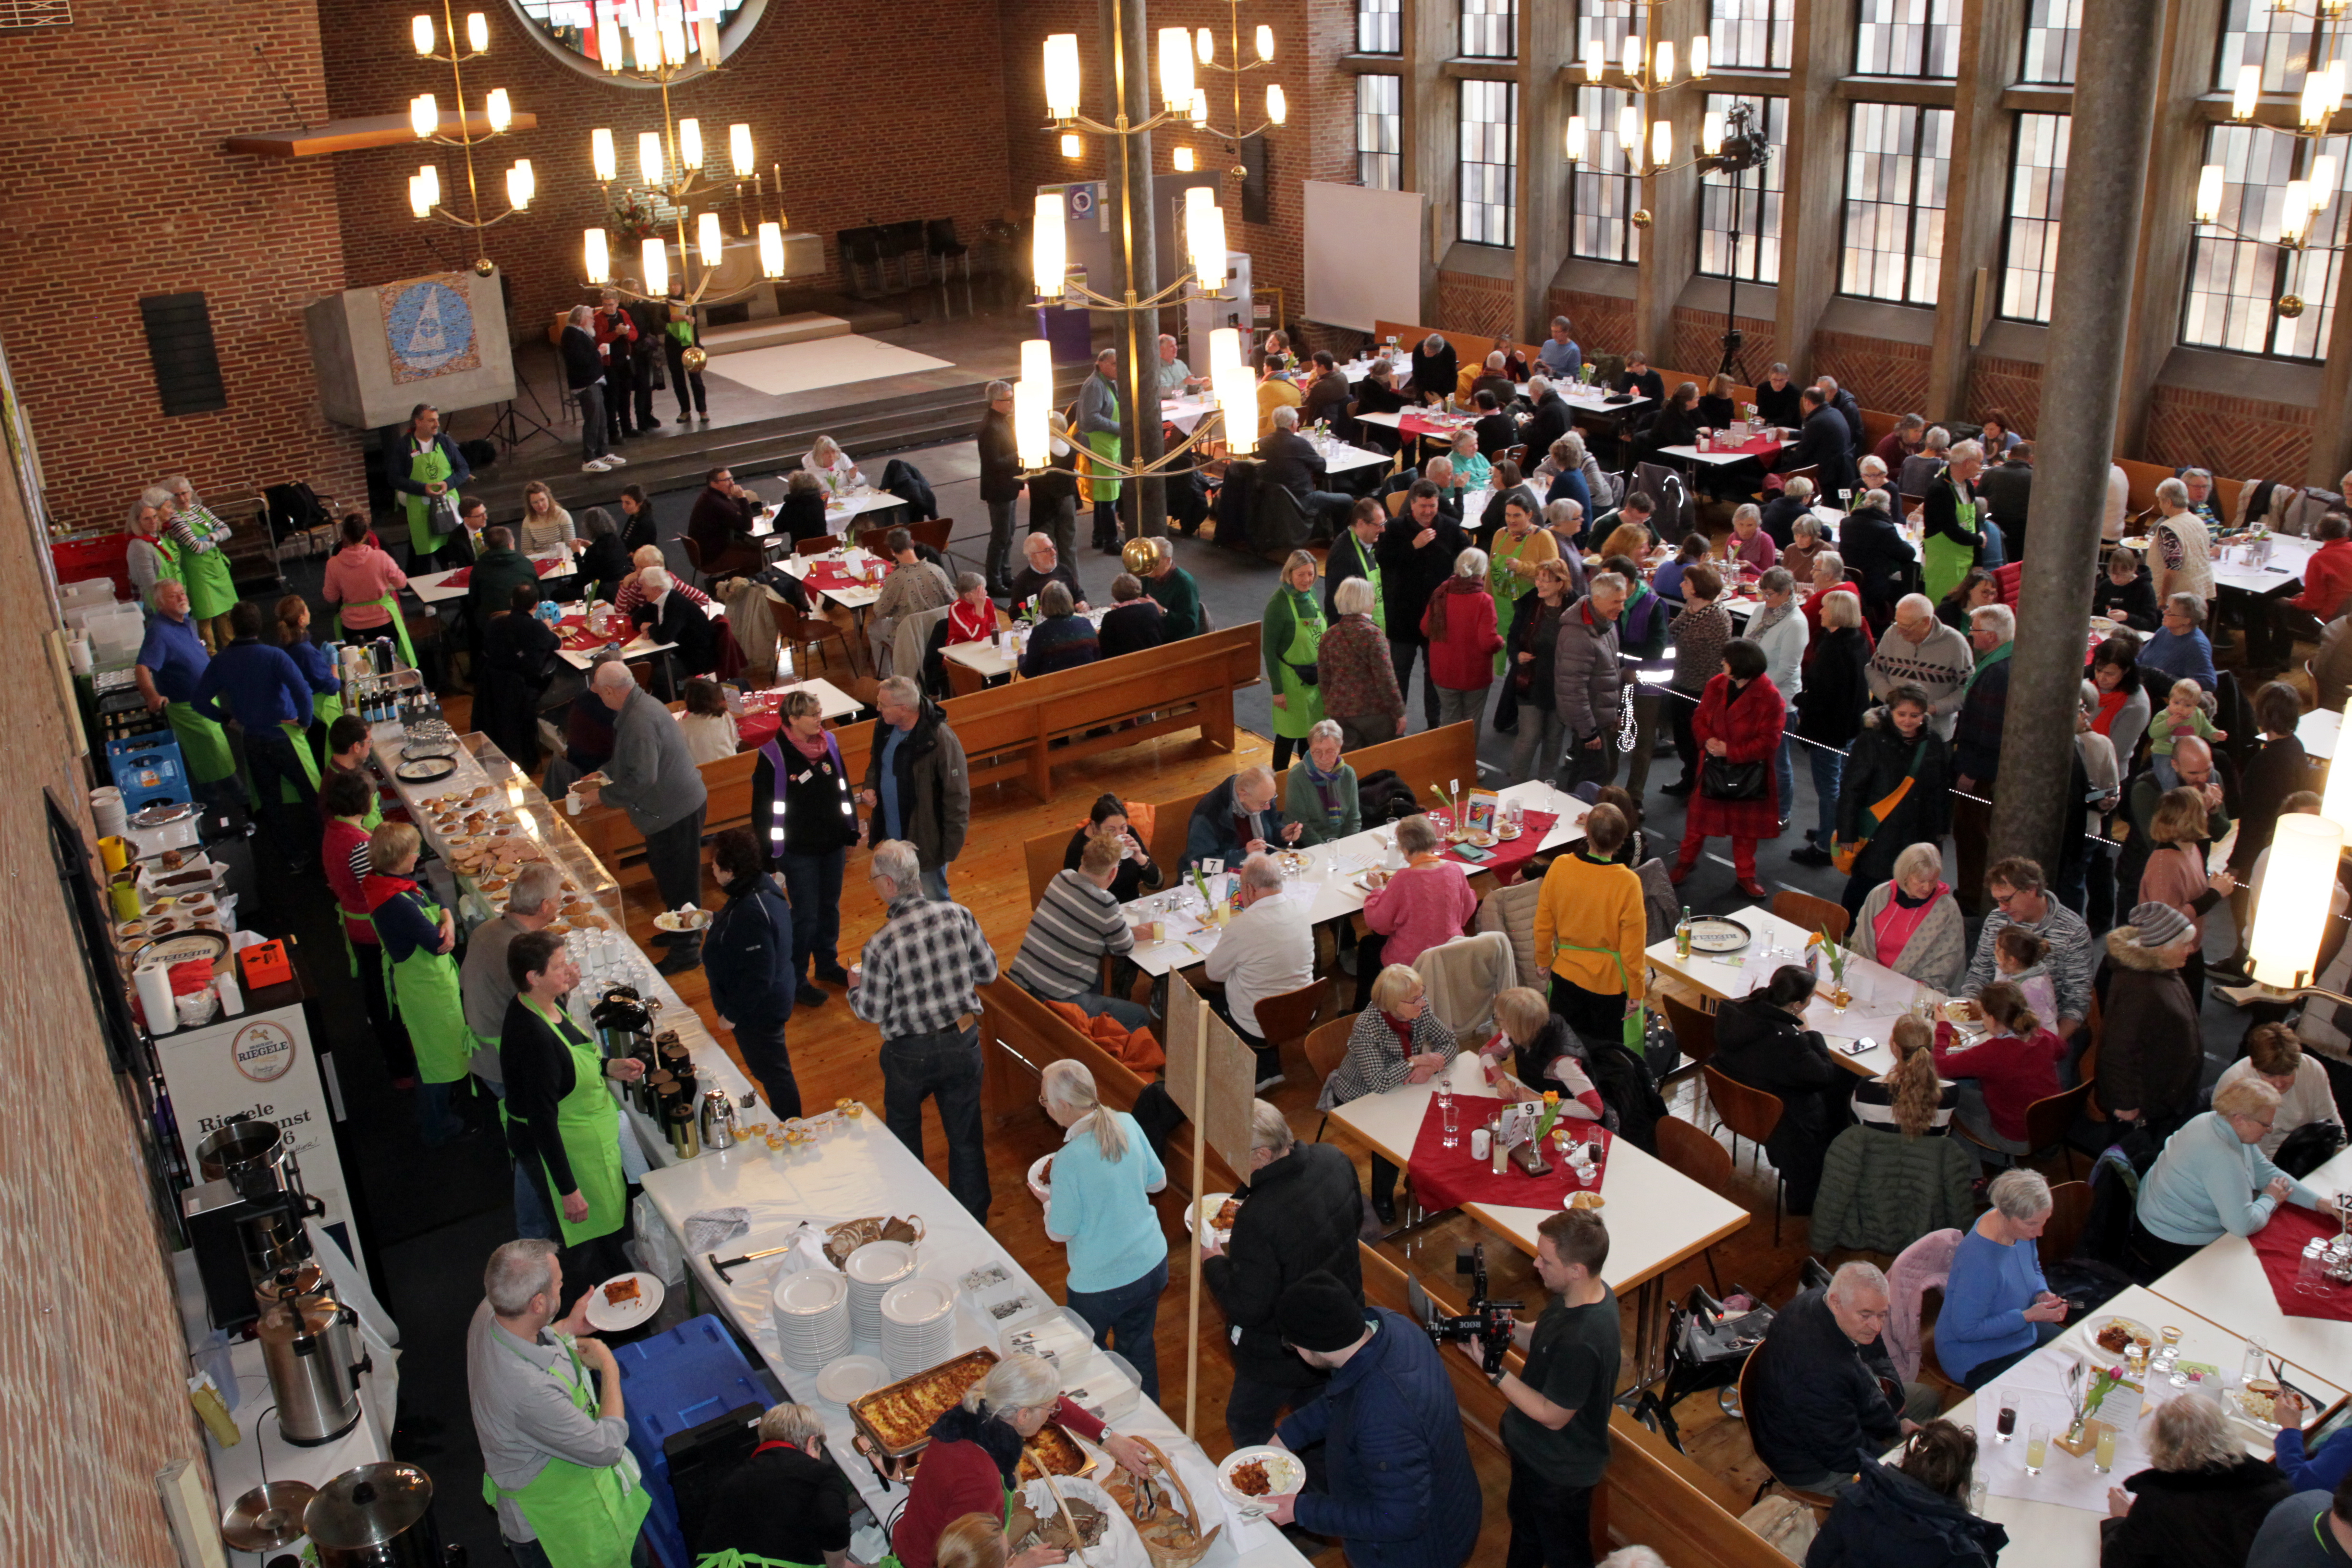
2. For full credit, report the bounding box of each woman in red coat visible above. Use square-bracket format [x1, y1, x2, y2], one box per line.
[1673, 638, 1786, 896]
[1419, 548, 1505, 743]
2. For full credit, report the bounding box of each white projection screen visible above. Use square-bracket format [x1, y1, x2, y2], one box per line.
[1302, 181, 1427, 332]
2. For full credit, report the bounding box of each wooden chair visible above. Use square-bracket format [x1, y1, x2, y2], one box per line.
[1703, 1066, 1788, 1245]
[679, 534, 706, 589]
[794, 535, 837, 558]
[1660, 992, 1716, 1072]
[1652, 1115, 1731, 1293]
[1736, 1349, 1842, 1517]
[1385, 489, 1409, 517]
[1952, 1078, 2096, 1178]
[776, 600, 858, 679]
[1253, 976, 1332, 1088]
[1304, 1017, 1353, 1140]
[944, 658, 988, 698]
[1770, 889, 1849, 944]
[2036, 1179, 2094, 1268]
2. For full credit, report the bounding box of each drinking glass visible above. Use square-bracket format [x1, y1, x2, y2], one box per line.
[2023, 1423, 2049, 1476]
[2094, 1424, 2118, 1475]
[1966, 1478, 1989, 1517]
[2243, 1335, 2270, 1390]
[1994, 1389, 2020, 1442]
[1438, 1089, 1459, 1149]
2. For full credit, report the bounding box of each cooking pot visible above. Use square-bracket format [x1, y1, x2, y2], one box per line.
[197, 1117, 302, 1195]
[256, 1267, 368, 1446]
[304, 1463, 454, 1568]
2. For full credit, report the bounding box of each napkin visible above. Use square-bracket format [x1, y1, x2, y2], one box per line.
[683, 1206, 750, 1255]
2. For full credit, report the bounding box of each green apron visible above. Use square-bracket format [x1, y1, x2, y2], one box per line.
[401, 437, 460, 560]
[1921, 481, 1981, 604]
[142, 536, 187, 609]
[1489, 532, 1544, 670]
[1268, 586, 1325, 739]
[506, 999, 627, 1247]
[337, 593, 420, 670]
[375, 893, 470, 1084]
[1084, 378, 1122, 504]
[163, 700, 238, 786]
[481, 1331, 649, 1568]
[698, 1555, 821, 1568]
[178, 510, 239, 621]
[277, 718, 325, 805]
[1341, 532, 1385, 634]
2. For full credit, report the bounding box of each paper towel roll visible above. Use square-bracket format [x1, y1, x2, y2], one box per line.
[134, 962, 178, 1035]
[214, 969, 244, 1018]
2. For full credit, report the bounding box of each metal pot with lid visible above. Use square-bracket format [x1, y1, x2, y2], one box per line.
[305, 1463, 450, 1568]
[590, 984, 655, 1058]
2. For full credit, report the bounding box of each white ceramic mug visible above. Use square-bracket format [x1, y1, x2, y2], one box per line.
[1469, 1128, 1492, 1162]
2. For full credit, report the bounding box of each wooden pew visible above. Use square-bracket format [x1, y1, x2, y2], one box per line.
[1016, 723, 1487, 905]
[977, 976, 1242, 1200]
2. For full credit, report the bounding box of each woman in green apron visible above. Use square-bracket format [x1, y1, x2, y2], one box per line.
[389, 402, 473, 565]
[274, 595, 341, 788]
[499, 928, 643, 1270]
[1486, 491, 1556, 671]
[1076, 350, 1124, 552]
[1920, 443, 1989, 603]
[481, 1325, 651, 1568]
[690, 1404, 857, 1568]
[1262, 550, 1326, 770]
[160, 477, 241, 649]
[364, 823, 472, 1143]
[123, 494, 183, 611]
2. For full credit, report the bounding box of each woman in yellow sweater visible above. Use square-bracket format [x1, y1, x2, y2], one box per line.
[1529, 802, 1648, 1044]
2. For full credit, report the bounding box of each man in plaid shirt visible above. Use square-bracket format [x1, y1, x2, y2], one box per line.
[848, 839, 1000, 1220]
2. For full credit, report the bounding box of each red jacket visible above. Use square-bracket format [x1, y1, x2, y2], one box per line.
[1688, 673, 1786, 839]
[1933, 1022, 2064, 1142]
[592, 304, 636, 352]
[1418, 579, 1503, 690]
[2294, 537, 2352, 618]
[890, 1399, 1106, 1568]
[322, 816, 378, 945]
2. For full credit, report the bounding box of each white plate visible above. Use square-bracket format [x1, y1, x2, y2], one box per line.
[1215, 1446, 1306, 1519]
[846, 1240, 916, 1285]
[1184, 1192, 1238, 1243]
[654, 908, 712, 931]
[583, 1271, 663, 1332]
[882, 1279, 956, 1327]
[776, 1270, 849, 1316]
[1028, 1152, 1055, 1204]
[815, 1354, 887, 1404]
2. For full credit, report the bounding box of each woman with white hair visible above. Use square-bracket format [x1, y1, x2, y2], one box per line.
[1920, 438, 1987, 601]
[1848, 838, 1966, 990]
[1936, 1169, 2068, 1387]
[1263, 550, 1328, 769]
[800, 434, 866, 496]
[157, 476, 240, 646]
[1444, 426, 1491, 494]
[1039, 1059, 1169, 1400]
[2133, 1073, 2325, 1276]
[1898, 425, 1953, 499]
[614, 543, 713, 620]
[884, 1352, 1151, 1568]
[1283, 719, 1360, 844]
[694, 1403, 855, 1568]
[122, 490, 179, 611]
[1323, 963, 1454, 1222]
[2100, 1391, 2293, 1568]
[1544, 433, 1595, 519]
[1420, 546, 1503, 739]
[1318, 575, 1404, 748]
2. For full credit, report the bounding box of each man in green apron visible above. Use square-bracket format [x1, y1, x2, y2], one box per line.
[1325, 501, 1387, 633]
[388, 402, 475, 567]
[469, 1238, 651, 1568]
[131, 581, 240, 810]
[1077, 348, 1124, 552]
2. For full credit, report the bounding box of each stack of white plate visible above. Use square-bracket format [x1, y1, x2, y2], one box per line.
[771, 1268, 851, 1366]
[879, 1278, 958, 1377]
[845, 1240, 917, 1341]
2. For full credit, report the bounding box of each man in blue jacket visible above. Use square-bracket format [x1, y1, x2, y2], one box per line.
[194, 599, 319, 869]
[1182, 767, 1299, 873]
[704, 827, 799, 1117]
[1264, 1272, 1481, 1568]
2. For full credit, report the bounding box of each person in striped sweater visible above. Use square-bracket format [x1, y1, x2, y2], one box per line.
[1008, 835, 1149, 1027]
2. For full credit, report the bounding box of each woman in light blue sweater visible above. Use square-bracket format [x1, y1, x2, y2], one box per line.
[2132, 1077, 2324, 1279]
[1937, 1169, 2071, 1388]
[1039, 1058, 1169, 1400]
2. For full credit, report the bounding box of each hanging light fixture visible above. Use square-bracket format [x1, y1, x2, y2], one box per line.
[410, 93, 438, 139]
[1651, 119, 1672, 170]
[729, 123, 754, 177]
[506, 159, 534, 210]
[585, 228, 611, 284]
[679, 118, 704, 171]
[638, 131, 664, 186]
[1266, 85, 1286, 124]
[599, 11, 625, 70]
[466, 10, 488, 52]
[412, 14, 434, 54]
[1043, 33, 1082, 122]
[2196, 163, 2226, 224]
[1617, 105, 1642, 158]
[1061, 132, 1084, 158]
[486, 88, 512, 134]
[1196, 26, 1213, 62]
[698, 211, 724, 265]
[1032, 191, 1067, 300]
[1159, 27, 1195, 113]
[2249, 813, 2345, 986]
[641, 235, 669, 296]
[1691, 35, 1709, 79]
[1254, 24, 1273, 61]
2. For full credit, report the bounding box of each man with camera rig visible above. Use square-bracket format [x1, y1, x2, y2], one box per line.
[1449, 1210, 1619, 1568]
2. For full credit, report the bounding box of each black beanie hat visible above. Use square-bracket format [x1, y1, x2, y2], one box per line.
[1276, 1271, 1367, 1354]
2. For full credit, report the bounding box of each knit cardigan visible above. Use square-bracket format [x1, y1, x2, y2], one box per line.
[1850, 882, 1968, 993]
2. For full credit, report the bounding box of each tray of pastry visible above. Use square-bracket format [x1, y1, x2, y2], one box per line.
[846, 1347, 1092, 1475]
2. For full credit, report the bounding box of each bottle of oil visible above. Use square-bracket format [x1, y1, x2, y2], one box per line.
[1675, 906, 1693, 959]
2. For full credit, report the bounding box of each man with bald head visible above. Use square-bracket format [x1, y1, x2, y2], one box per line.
[1182, 766, 1301, 873]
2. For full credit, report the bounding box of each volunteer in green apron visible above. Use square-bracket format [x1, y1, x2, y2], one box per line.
[1077, 349, 1124, 552]
[319, 770, 414, 1090]
[1329, 501, 1386, 633]
[321, 718, 384, 830]
[124, 494, 183, 611]
[1920, 441, 1989, 604]
[689, 1404, 856, 1568]
[158, 479, 240, 648]
[363, 823, 472, 1143]
[272, 595, 341, 793]
[1262, 551, 1326, 770]
[1487, 491, 1553, 664]
[499, 928, 643, 1274]
[389, 402, 474, 566]
[470, 1237, 650, 1568]
[131, 581, 240, 801]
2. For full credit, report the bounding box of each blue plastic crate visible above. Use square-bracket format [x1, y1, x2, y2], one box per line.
[614, 1315, 774, 1568]
[106, 734, 192, 812]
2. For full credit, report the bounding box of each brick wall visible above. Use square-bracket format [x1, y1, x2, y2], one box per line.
[323, 0, 1014, 339]
[1668, 308, 1778, 383]
[1811, 329, 1931, 417]
[1550, 288, 1637, 356]
[1964, 354, 2046, 439]
[1435, 269, 1516, 336]
[2144, 382, 2317, 483]
[0, 0, 365, 535]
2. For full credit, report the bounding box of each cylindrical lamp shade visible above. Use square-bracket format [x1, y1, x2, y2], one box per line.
[641, 235, 669, 297]
[1043, 34, 1081, 120]
[417, 163, 440, 209]
[1703, 110, 1725, 155]
[411, 94, 438, 139]
[1213, 363, 1257, 455]
[486, 88, 511, 134]
[1651, 119, 1673, 169]
[408, 175, 431, 219]
[598, 12, 625, 70]
[1032, 192, 1066, 298]
[1196, 26, 1213, 62]
[1174, 145, 1194, 172]
[412, 15, 434, 55]
[1583, 40, 1604, 81]
[729, 123, 754, 177]
[2235, 63, 2262, 119]
[1690, 34, 1709, 78]
[679, 118, 703, 170]
[1565, 116, 1587, 163]
[2250, 813, 2345, 987]
[1208, 326, 1242, 374]
[1655, 41, 1674, 86]
[1159, 27, 1195, 111]
[639, 131, 664, 187]
[1061, 132, 1083, 158]
[1014, 375, 1050, 468]
[506, 159, 533, 210]
[1255, 24, 1273, 61]
[1266, 85, 1286, 125]
[2195, 164, 2226, 224]
[758, 221, 784, 278]
[698, 211, 723, 265]
[584, 228, 611, 284]
[1020, 337, 1054, 390]
[592, 127, 617, 182]
[698, 18, 720, 67]
[466, 12, 488, 51]
[1189, 203, 1226, 290]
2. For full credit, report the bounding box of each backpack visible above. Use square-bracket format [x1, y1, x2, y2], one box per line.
[1581, 1037, 1666, 1153]
[1355, 769, 1422, 825]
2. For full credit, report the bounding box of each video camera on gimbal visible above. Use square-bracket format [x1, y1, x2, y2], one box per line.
[1407, 1242, 1520, 1376]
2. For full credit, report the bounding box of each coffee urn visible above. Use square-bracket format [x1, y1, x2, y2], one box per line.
[304, 1463, 460, 1568]
[184, 1118, 325, 1332]
[255, 1265, 370, 1446]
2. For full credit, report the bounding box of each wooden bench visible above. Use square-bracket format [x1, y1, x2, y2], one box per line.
[1373, 318, 1543, 390]
[977, 976, 1242, 1200]
[1016, 722, 1487, 905]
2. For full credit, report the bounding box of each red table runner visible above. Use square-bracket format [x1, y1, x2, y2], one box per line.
[1397, 411, 1479, 441]
[804, 560, 893, 594]
[556, 613, 615, 653]
[2247, 1201, 2352, 1323]
[1696, 433, 1782, 460]
[1407, 1092, 1614, 1214]
[1426, 808, 1559, 885]
[441, 558, 561, 588]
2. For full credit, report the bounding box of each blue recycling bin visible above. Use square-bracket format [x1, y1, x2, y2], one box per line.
[613, 1314, 776, 1568]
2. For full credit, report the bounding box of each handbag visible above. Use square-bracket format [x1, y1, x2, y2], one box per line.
[1554, 941, 1648, 1054]
[1700, 756, 1766, 801]
[426, 491, 465, 537]
[1831, 738, 1929, 873]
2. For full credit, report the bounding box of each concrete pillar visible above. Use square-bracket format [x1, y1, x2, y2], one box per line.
[1925, 0, 2024, 418]
[1103, 0, 1165, 539]
[1990, 0, 2165, 870]
[1511, 0, 1571, 340]
[1403, 0, 1455, 320]
[1772, 0, 1856, 380]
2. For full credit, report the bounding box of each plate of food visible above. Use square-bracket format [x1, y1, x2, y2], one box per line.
[1184, 1192, 1240, 1243]
[1454, 829, 1498, 848]
[2084, 1313, 2156, 1359]
[654, 907, 713, 932]
[395, 756, 458, 784]
[2089, 615, 2119, 636]
[1027, 1152, 1055, 1204]
[1941, 998, 1979, 1024]
[1684, 917, 1751, 954]
[1216, 1446, 1306, 1519]
[583, 1270, 664, 1332]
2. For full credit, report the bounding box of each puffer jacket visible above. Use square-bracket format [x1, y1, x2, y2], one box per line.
[2094, 925, 2203, 1123]
[1806, 1459, 2007, 1568]
[1276, 1308, 1482, 1568]
[1201, 1143, 1363, 1388]
[1749, 1286, 1906, 1484]
[1808, 1124, 1976, 1255]
[2099, 1455, 2292, 1568]
[1836, 707, 1954, 892]
[1552, 595, 1625, 738]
